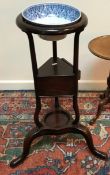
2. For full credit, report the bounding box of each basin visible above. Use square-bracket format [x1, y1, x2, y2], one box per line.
[22, 3, 81, 41]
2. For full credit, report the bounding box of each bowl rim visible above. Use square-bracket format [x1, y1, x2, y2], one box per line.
[22, 2, 81, 27]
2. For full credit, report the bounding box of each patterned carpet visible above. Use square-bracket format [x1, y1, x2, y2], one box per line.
[0, 91, 110, 175]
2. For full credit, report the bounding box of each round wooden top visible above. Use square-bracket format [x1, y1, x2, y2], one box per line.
[16, 12, 88, 35]
[88, 35, 110, 60]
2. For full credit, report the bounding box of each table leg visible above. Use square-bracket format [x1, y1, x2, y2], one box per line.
[90, 73, 110, 125]
[73, 96, 80, 124]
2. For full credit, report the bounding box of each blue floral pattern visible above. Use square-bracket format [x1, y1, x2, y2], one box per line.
[22, 3, 81, 25]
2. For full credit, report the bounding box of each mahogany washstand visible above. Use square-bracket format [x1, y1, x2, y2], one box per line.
[10, 13, 108, 168]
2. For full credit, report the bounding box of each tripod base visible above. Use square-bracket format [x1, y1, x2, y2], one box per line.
[90, 74, 110, 125]
[10, 108, 108, 168]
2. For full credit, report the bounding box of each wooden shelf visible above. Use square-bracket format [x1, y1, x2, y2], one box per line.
[38, 57, 74, 77]
[37, 57, 81, 96]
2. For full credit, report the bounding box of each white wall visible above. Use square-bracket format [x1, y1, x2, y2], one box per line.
[0, 0, 110, 90]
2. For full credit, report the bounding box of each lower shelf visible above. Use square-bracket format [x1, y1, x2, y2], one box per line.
[43, 108, 72, 128]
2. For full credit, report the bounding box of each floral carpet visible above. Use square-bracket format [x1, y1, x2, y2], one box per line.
[0, 91, 110, 175]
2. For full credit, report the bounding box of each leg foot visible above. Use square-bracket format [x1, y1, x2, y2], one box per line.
[75, 124, 108, 160]
[46, 124, 108, 160]
[90, 97, 109, 125]
[10, 127, 45, 168]
[10, 156, 26, 168]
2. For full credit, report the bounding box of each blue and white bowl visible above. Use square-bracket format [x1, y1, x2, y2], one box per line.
[22, 3, 81, 40]
[22, 3, 81, 26]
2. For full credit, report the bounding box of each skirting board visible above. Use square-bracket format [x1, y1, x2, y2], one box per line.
[0, 80, 107, 91]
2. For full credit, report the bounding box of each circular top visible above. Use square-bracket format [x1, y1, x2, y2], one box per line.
[88, 35, 110, 60]
[22, 3, 81, 26]
[16, 12, 88, 35]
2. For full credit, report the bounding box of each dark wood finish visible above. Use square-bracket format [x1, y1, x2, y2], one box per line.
[43, 107, 71, 128]
[27, 33, 42, 127]
[16, 13, 88, 35]
[10, 13, 108, 168]
[10, 123, 108, 168]
[38, 57, 78, 77]
[37, 57, 80, 96]
[52, 41, 57, 63]
[88, 35, 110, 125]
[37, 76, 75, 96]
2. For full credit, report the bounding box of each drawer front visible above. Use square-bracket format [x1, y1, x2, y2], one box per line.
[37, 76, 75, 96]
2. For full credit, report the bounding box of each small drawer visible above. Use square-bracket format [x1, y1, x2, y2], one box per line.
[37, 76, 75, 96]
